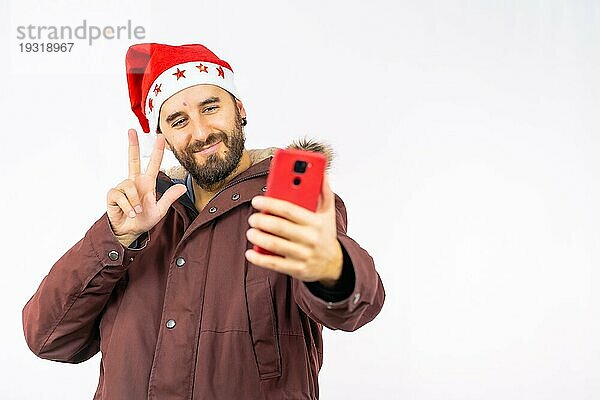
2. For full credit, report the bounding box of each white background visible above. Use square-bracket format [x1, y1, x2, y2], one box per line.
[1, 0, 599, 399]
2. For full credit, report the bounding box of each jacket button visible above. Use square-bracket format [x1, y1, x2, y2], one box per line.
[209, 206, 217, 213]
[231, 193, 240, 201]
[175, 257, 185, 267]
[326, 302, 333, 310]
[166, 319, 176, 329]
[353, 293, 361, 304]
[261, 186, 267, 192]
[108, 250, 119, 261]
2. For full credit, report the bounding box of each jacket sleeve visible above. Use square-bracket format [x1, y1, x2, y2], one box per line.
[22, 213, 149, 363]
[293, 193, 385, 332]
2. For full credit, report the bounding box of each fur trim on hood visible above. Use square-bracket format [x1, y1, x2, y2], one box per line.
[161, 138, 334, 180]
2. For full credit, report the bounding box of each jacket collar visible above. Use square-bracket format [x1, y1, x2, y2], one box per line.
[155, 155, 273, 213]
[155, 139, 334, 213]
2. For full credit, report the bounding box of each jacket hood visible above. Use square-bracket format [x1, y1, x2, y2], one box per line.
[160, 138, 334, 180]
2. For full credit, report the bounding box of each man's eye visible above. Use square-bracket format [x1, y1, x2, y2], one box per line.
[204, 106, 218, 113]
[173, 119, 185, 127]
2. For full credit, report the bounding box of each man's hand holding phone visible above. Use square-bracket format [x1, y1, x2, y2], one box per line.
[245, 174, 344, 288]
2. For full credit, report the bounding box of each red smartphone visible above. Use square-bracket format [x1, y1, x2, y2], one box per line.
[253, 148, 326, 256]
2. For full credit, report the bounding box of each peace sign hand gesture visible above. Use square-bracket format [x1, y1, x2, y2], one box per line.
[106, 129, 187, 246]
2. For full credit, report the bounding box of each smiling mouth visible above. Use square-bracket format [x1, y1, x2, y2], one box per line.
[195, 140, 222, 154]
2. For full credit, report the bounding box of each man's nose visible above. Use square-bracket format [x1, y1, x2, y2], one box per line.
[190, 119, 211, 141]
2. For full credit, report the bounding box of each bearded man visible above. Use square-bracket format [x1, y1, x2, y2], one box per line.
[23, 42, 385, 400]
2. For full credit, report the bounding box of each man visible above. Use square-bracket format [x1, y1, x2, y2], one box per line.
[22, 42, 385, 399]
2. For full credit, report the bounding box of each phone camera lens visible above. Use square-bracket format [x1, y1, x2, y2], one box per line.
[293, 177, 301, 185]
[294, 160, 307, 173]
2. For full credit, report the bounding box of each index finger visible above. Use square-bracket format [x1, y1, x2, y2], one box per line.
[251, 196, 315, 226]
[128, 129, 141, 180]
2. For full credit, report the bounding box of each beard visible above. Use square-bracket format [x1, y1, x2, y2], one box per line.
[171, 111, 245, 192]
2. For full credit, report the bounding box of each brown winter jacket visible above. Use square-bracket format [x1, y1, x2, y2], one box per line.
[22, 145, 385, 400]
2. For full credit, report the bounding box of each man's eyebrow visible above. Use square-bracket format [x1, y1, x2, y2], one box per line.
[199, 96, 220, 108]
[165, 111, 185, 124]
[165, 96, 221, 124]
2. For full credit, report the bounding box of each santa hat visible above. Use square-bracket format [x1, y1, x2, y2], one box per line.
[125, 42, 238, 137]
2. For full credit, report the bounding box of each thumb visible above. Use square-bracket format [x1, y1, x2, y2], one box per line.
[156, 183, 188, 215]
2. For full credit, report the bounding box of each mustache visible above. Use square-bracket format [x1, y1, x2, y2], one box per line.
[188, 132, 228, 153]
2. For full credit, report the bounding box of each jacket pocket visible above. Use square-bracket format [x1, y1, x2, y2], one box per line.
[245, 277, 282, 379]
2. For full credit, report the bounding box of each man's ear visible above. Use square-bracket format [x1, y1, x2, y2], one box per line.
[156, 121, 173, 152]
[161, 133, 174, 152]
[235, 98, 247, 119]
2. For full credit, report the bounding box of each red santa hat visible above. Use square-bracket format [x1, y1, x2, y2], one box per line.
[125, 42, 238, 136]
